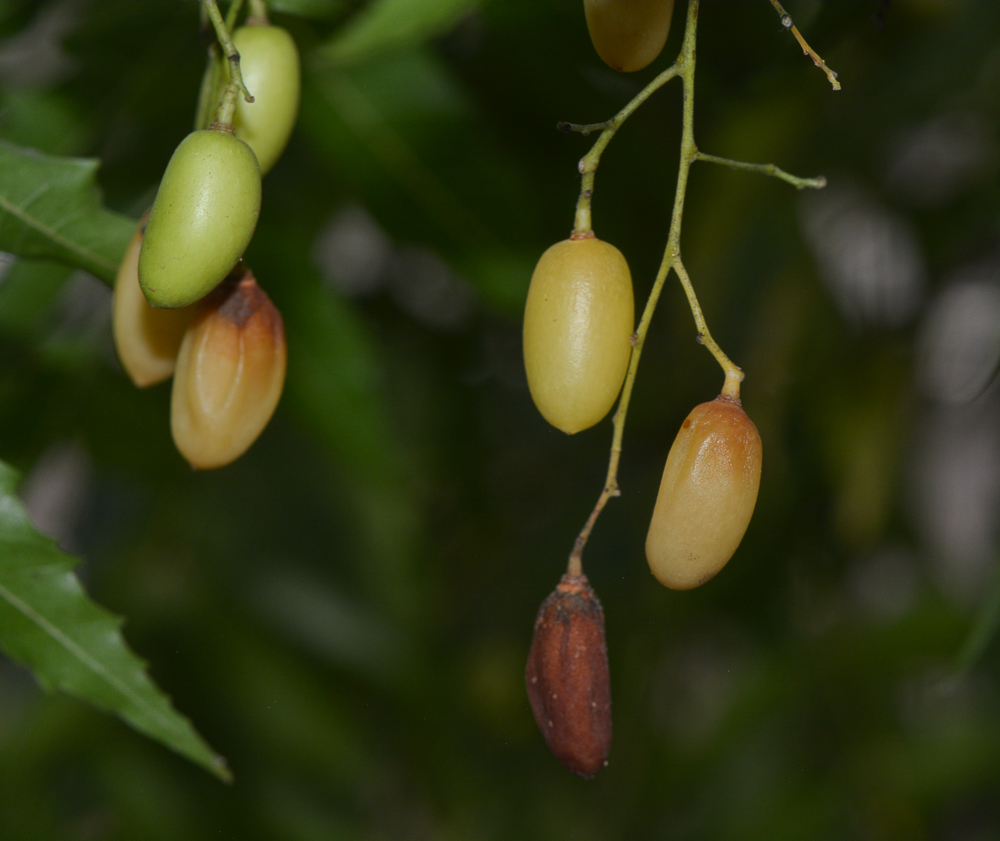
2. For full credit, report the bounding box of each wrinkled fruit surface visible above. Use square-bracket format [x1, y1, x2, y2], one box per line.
[171, 267, 286, 469]
[523, 237, 634, 434]
[646, 396, 762, 590]
[525, 573, 612, 778]
[139, 129, 261, 309]
[584, 0, 675, 72]
[230, 25, 301, 176]
[112, 213, 196, 387]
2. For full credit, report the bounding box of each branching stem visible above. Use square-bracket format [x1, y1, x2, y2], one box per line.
[696, 152, 827, 189]
[200, 0, 254, 106]
[768, 0, 841, 90]
[566, 0, 825, 575]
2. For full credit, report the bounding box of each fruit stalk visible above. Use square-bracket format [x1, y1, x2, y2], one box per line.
[200, 0, 255, 105]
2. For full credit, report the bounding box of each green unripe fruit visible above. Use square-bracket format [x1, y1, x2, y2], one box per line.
[584, 0, 675, 73]
[139, 128, 261, 309]
[112, 212, 196, 387]
[231, 25, 301, 176]
[523, 237, 634, 434]
[645, 396, 762, 590]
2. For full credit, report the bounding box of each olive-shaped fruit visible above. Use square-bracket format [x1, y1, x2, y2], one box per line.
[171, 267, 286, 469]
[523, 237, 634, 434]
[138, 128, 261, 309]
[584, 0, 676, 73]
[230, 25, 301, 176]
[112, 213, 197, 387]
[526, 573, 612, 778]
[646, 396, 762, 589]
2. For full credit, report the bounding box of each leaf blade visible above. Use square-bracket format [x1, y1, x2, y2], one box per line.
[0, 140, 134, 284]
[0, 460, 230, 782]
[319, 0, 478, 66]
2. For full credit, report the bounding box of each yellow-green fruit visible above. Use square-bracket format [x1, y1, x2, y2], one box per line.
[138, 129, 261, 309]
[584, 0, 675, 73]
[646, 396, 762, 590]
[112, 213, 197, 387]
[523, 237, 634, 434]
[171, 269, 286, 470]
[231, 25, 301, 176]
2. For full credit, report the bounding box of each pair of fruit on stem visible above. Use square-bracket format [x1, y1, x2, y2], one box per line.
[114, 219, 286, 470]
[139, 22, 300, 312]
[523, 235, 762, 591]
[112, 20, 300, 469]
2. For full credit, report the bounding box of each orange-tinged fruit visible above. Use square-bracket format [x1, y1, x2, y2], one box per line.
[523, 237, 634, 434]
[584, 0, 676, 73]
[171, 267, 286, 470]
[112, 213, 197, 387]
[645, 396, 762, 590]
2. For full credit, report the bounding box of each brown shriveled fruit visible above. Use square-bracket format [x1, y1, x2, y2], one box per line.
[525, 572, 612, 778]
[112, 213, 196, 387]
[523, 236, 634, 435]
[170, 266, 286, 470]
[646, 395, 762, 590]
[584, 0, 676, 73]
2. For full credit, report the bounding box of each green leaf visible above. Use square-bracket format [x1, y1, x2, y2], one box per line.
[0, 140, 134, 285]
[268, 0, 346, 18]
[0, 459, 231, 782]
[319, 0, 479, 66]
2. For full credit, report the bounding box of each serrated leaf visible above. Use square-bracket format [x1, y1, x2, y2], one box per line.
[0, 140, 134, 285]
[0, 459, 231, 782]
[319, 0, 478, 66]
[268, 0, 346, 18]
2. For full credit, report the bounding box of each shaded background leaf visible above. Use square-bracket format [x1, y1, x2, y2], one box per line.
[320, 0, 479, 66]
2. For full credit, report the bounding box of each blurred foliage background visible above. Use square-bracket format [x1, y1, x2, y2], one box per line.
[3, 0, 1000, 837]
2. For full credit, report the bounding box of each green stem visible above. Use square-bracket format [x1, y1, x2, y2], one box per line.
[200, 0, 254, 106]
[225, 0, 246, 30]
[570, 63, 683, 236]
[767, 0, 841, 91]
[247, 0, 270, 25]
[695, 151, 826, 189]
[212, 82, 240, 129]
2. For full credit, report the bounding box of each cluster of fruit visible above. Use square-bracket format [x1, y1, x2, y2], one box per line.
[112, 13, 299, 470]
[523, 0, 763, 778]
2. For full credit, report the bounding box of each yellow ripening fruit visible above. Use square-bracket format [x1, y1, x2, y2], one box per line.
[138, 128, 261, 309]
[523, 237, 634, 434]
[112, 213, 197, 387]
[646, 396, 762, 590]
[231, 25, 301, 176]
[171, 268, 286, 469]
[584, 0, 676, 73]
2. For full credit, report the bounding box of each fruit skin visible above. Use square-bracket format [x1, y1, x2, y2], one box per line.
[171, 266, 286, 470]
[138, 128, 261, 309]
[523, 237, 634, 434]
[230, 25, 301, 176]
[646, 396, 762, 590]
[584, 0, 676, 73]
[525, 573, 612, 778]
[112, 213, 197, 387]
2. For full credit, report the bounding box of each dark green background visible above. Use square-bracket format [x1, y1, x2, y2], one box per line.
[3, 0, 1000, 837]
